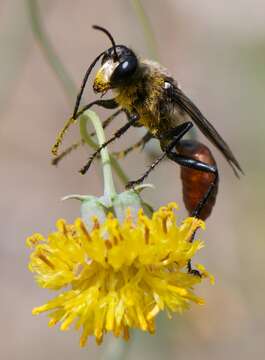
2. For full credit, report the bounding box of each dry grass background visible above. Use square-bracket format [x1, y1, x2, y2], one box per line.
[1, 1, 265, 359]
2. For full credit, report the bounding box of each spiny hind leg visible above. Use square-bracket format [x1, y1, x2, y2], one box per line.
[166, 150, 218, 275]
[167, 151, 218, 219]
[126, 122, 193, 188]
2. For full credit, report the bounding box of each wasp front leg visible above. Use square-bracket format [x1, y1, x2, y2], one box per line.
[52, 109, 123, 166]
[52, 99, 119, 157]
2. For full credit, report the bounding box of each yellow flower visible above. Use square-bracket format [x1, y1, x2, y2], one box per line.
[27, 203, 212, 346]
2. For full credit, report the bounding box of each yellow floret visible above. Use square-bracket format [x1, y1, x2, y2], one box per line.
[27, 203, 213, 346]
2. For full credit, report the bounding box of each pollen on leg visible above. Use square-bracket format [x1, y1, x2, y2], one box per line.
[51, 117, 76, 156]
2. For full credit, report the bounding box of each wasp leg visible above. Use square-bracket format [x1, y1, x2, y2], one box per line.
[52, 139, 84, 166]
[166, 151, 218, 219]
[126, 122, 193, 188]
[52, 109, 123, 165]
[52, 99, 119, 156]
[187, 261, 202, 277]
[167, 150, 219, 273]
[75, 98, 118, 119]
[79, 112, 139, 174]
[113, 132, 153, 159]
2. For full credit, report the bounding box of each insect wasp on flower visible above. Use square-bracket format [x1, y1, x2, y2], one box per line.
[52, 25, 243, 219]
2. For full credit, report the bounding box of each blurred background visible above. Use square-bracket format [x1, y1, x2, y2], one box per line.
[1, 0, 265, 359]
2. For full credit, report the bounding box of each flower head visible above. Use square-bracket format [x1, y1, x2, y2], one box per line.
[27, 203, 213, 346]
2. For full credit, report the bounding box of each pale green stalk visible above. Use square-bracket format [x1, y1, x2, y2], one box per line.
[131, 0, 158, 60]
[27, 0, 76, 101]
[79, 115, 129, 185]
[80, 111, 116, 198]
[100, 337, 130, 360]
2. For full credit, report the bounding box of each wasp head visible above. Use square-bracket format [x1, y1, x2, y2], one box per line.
[72, 26, 139, 120]
[93, 45, 138, 93]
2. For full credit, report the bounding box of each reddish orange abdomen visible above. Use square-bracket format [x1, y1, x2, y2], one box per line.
[176, 140, 219, 220]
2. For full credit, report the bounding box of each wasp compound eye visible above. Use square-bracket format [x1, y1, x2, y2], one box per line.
[110, 55, 138, 86]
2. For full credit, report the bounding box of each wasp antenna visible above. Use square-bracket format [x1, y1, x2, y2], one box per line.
[72, 51, 104, 120]
[72, 27, 118, 119]
[92, 25, 119, 61]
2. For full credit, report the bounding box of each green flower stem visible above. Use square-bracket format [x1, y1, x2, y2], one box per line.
[131, 0, 158, 60]
[27, 0, 76, 101]
[79, 115, 129, 186]
[100, 337, 130, 360]
[80, 111, 116, 198]
[109, 155, 129, 185]
[79, 115, 97, 150]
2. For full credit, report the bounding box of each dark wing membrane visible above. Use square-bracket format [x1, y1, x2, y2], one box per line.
[170, 85, 243, 177]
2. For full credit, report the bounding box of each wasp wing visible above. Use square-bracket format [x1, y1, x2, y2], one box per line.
[170, 84, 243, 177]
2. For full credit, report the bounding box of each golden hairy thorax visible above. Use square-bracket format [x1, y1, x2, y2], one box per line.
[114, 62, 170, 136]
